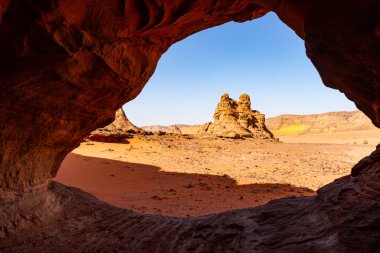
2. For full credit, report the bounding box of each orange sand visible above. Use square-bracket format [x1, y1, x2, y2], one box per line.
[55, 131, 378, 217]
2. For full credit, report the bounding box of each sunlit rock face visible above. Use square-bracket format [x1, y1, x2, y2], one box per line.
[87, 108, 144, 142]
[304, 0, 380, 125]
[0, 0, 380, 251]
[107, 108, 142, 134]
[199, 94, 274, 139]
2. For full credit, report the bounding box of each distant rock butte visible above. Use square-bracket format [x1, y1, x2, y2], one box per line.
[198, 93, 274, 139]
[142, 125, 182, 134]
[88, 108, 144, 142]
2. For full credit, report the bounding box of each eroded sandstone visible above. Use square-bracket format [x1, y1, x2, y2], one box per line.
[88, 108, 145, 142]
[199, 93, 274, 139]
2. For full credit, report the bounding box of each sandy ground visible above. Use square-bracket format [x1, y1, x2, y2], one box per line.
[55, 131, 379, 217]
[277, 129, 380, 145]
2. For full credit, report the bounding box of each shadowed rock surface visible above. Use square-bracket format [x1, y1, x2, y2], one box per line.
[199, 94, 274, 139]
[0, 0, 380, 252]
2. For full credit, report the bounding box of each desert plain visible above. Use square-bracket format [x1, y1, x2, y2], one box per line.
[55, 128, 380, 217]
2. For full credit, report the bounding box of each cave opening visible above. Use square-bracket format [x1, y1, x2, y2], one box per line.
[1, 1, 380, 251]
[54, 13, 380, 218]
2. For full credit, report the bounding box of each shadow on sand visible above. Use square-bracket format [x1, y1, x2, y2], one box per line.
[55, 153, 314, 217]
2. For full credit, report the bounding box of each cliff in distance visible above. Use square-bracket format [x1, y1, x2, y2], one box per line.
[267, 110, 377, 135]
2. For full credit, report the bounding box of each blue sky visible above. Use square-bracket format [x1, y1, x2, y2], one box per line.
[124, 12, 356, 126]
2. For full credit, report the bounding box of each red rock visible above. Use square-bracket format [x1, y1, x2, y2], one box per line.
[87, 108, 143, 143]
[0, 0, 379, 251]
[199, 93, 274, 139]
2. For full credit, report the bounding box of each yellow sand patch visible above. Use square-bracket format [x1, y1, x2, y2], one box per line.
[272, 125, 310, 136]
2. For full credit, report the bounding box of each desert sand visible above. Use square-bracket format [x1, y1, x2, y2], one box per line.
[55, 130, 379, 217]
[276, 129, 380, 145]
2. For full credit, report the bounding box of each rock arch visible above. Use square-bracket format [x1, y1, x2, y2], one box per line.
[0, 0, 379, 251]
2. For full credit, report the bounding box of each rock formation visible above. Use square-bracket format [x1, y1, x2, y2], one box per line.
[106, 108, 143, 134]
[0, 0, 380, 252]
[199, 94, 274, 139]
[142, 125, 182, 134]
[169, 125, 182, 134]
[88, 108, 144, 142]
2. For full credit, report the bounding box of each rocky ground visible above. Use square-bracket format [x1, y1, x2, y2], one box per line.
[55, 131, 379, 217]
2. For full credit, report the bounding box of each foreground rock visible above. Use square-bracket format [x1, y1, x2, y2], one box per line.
[88, 108, 145, 143]
[1, 146, 380, 252]
[199, 94, 274, 139]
